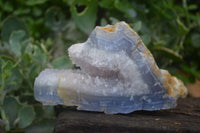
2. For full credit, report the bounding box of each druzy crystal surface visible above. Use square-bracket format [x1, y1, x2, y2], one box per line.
[34, 22, 187, 114]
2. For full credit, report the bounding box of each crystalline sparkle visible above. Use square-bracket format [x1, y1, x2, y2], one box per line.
[34, 22, 187, 114]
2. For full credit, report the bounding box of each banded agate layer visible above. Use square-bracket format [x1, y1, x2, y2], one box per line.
[34, 22, 187, 114]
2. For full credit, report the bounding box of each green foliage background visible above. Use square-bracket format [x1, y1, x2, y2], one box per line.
[0, 0, 200, 132]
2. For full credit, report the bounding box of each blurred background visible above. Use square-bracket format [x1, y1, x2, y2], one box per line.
[0, 0, 200, 132]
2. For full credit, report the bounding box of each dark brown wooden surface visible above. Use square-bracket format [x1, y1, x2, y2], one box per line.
[54, 97, 200, 133]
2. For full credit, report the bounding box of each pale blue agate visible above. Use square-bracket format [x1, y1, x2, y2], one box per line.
[34, 22, 183, 114]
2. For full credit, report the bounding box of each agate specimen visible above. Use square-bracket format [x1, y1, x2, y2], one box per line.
[34, 22, 187, 114]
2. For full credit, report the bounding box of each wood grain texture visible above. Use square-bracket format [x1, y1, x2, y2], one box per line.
[54, 97, 200, 133]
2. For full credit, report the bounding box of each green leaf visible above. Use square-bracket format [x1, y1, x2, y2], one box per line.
[176, 18, 189, 35]
[26, 0, 47, 6]
[4, 96, 21, 128]
[33, 7, 42, 17]
[2, 1, 13, 12]
[71, 0, 98, 34]
[153, 41, 167, 47]
[188, 4, 198, 10]
[25, 118, 55, 133]
[21, 53, 31, 67]
[14, 8, 31, 16]
[100, 18, 107, 26]
[9, 31, 26, 56]
[109, 17, 119, 25]
[191, 34, 200, 48]
[0, 56, 22, 93]
[62, 0, 73, 6]
[1, 16, 29, 43]
[181, 64, 200, 79]
[21, 44, 44, 85]
[27, 44, 47, 66]
[173, 74, 191, 84]
[51, 56, 72, 69]
[34, 105, 45, 119]
[45, 7, 67, 31]
[99, 0, 114, 9]
[29, 64, 41, 81]
[133, 21, 142, 32]
[18, 106, 35, 128]
[153, 46, 183, 61]
[141, 34, 151, 45]
[21, 39, 31, 54]
[114, 0, 131, 12]
[114, 0, 136, 18]
[64, 20, 87, 41]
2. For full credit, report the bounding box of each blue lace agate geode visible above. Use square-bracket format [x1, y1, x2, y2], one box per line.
[34, 22, 187, 114]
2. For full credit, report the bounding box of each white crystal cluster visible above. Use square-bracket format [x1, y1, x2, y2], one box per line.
[34, 22, 187, 114]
